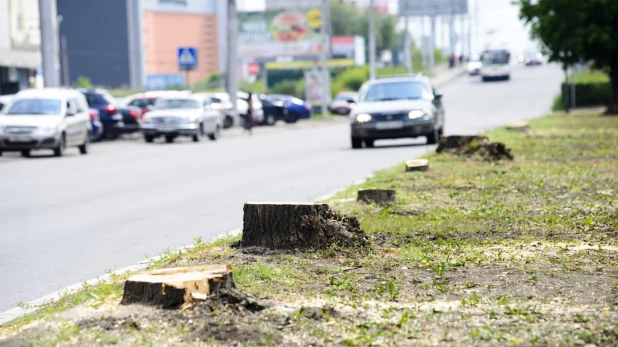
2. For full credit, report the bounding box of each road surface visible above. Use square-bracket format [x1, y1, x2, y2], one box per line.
[0, 64, 563, 311]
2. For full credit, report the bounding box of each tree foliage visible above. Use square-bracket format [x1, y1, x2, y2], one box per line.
[518, 0, 618, 113]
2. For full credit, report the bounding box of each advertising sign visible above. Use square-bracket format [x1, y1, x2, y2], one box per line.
[145, 74, 184, 90]
[8, 0, 40, 50]
[238, 9, 323, 61]
[398, 0, 468, 17]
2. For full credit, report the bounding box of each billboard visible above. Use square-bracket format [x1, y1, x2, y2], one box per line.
[398, 0, 468, 16]
[238, 9, 323, 61]
[8, 0, 40, 50]
[265, 0, 323, 10]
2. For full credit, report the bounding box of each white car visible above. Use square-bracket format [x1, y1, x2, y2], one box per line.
[0, 88, 91, 157]
[466, 55, 483, 76]
[140, 96, 222, 143]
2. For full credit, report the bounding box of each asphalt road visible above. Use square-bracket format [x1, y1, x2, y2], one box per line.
[0, 64, 563, 312]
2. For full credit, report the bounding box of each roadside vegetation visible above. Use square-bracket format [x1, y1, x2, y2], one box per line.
[1, 112, 616, 345]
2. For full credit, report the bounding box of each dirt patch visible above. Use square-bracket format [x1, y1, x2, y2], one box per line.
[436, 135, 514, 161]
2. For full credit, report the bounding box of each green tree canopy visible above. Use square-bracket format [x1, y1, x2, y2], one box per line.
[518, 0, 618, 114]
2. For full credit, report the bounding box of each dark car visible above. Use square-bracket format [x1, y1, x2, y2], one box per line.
[79, 89, 141, 139]
[259, 97, 287, 125]
[267, 94, 311, 122]
[349, 74, 445, 149]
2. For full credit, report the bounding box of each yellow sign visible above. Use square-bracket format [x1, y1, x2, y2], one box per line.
[306, 8, 322, 30]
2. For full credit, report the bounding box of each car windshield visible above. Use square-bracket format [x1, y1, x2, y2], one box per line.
[155, 99, 200, 109]
[359, 81, 430, 102]
[129, 98, 158, 108]
[4, 99, 62, 115]
[482, 51, 510, 65]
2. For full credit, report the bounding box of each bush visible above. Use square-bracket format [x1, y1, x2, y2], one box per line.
[560, 71, 611, 109]
[240, 79, 265, 94]
[270, 80, 298, 96]
[551, 94, 564, 111]
[74, 76, 93, 89]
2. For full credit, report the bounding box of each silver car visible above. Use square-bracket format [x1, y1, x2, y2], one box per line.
[140, 96, 222, 143]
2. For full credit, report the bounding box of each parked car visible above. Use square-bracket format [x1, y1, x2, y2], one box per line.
[329, 92, 358, 115]
[349, 74, 445, 149]
[0, 88, 91, 157]
[466, 55, 483, 75]
[79, 89, 141, 139]
[126, 91, 189, 119]
[0, 95, 13, 111]
[140, 96, 222, 143]
[88, 108, 103, 141]
[194, 92, 236, 129]
[237, 91, 264, 125]
[266, 94, 311, 123]
[259, 96, 287, 125]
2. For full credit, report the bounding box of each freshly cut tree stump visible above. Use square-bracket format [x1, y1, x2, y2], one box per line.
[120, 265, 234, 309]
[405, 159, 429, 172]
[436, 135, 513, 161]
[506, 122, 530, 132]
[357, 189, 396, 204]
[240, 203, 368, 250]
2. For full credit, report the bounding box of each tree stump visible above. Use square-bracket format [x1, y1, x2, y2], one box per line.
[436, 135, 513, 161]
[120, 265, 234, 309]
[357, 189, 396, 204]
[506, 122, 530, 132]
[240, 203, 368, 250]
[405, 159, 429, 172]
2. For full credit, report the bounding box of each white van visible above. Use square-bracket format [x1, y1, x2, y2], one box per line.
[0, 88, 91, 157]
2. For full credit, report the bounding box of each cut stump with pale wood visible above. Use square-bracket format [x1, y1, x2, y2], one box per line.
[405, 159, 429, 172]
[506, 122, 530, 132]
[120, 265, 234, 309]
[240, 203, 368, 250]
[357, 189, 396, 204]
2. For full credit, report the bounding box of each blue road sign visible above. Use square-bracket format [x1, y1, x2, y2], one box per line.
[177, 47, 198, 70]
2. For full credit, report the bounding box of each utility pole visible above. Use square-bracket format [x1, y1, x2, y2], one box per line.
[429, 15, 436, 75]
[39, 0, 60, 87]
[227, 0, 239, 126]
[61, 36, 69, 86]
[460, 14, 465, 58]
[403, 16, 411, 73]
[368, 0, 376, 80]
[320, 0, 330, 118]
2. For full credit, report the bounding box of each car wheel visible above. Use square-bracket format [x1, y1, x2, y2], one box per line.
[21, 150, 31, 157]
[192, 124, 202, 142]
[438, 127, 444, 136]
[208, 126, 220, 141]
[265, 113, 276, 126]
[351, 137, 362, 149]
[78, 137, 89, 155]
[0, 151, 3, 157]
[223, 115, 234, 129]
[165, 135, 175, 143]
[54, 135, 65, 157]
[144, 135, 155, 143]
[285, 112, 299, 124]
[426, 128, 439, 145]
[364, 139, 375, 148]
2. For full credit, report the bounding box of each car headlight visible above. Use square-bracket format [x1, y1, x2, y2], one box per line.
[35, 126, 57, 137]
[355, 113, 372, 123]
[408, 110, 426, 119]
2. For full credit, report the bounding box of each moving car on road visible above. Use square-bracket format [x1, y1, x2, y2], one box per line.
[140, 96, 222, 143]
[349, 74, 445, 149]
[467, 55, 483, 75]
[524, 51, 543, 66]
[0, 88, 91, 157]
[329, 92, 358, 115]
[0, 95, 13, 111]
[480, 50, 511, 82]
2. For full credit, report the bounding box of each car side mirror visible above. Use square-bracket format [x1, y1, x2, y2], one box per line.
[434, 93, 443, 101]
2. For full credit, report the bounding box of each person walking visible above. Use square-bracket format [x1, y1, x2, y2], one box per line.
[244, 92, 254, 135]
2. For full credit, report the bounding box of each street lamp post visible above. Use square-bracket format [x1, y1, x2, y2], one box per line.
[368, 0, 376, 80]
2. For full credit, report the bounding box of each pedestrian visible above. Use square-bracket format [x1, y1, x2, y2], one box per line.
[459, 54, 464, 65]
[244, 92, 254, 135]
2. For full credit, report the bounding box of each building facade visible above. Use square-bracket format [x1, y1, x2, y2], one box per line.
[0, 0, 41, 94]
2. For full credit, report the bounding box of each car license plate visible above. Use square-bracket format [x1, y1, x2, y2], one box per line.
[9, 136, 32, 142]
[157, 125, 176, 132]
[376, 121, 404, 130]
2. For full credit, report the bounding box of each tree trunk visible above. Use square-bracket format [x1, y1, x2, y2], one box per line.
[405, 159, 429, 172]
[563, 65, 570, 113]
[240, 203, 368, 250]
[357, 189, 396, 204]
[120, 265, 234, 309]
[607, 57, 618, 115]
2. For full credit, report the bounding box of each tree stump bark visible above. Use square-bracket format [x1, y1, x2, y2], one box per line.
[357, 189, 396, 204]
[240, 203, 368, 250]
[506, 122, 530, 132]
[120, 265, 234, 309]
[405, 159, 429, 172]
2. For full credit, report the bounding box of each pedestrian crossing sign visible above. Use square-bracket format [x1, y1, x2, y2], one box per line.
[177, 47, 198, 70]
